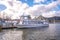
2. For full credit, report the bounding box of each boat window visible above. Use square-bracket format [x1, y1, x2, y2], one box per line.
[38, 22, 43, 24]
[24, 17, 28, 19]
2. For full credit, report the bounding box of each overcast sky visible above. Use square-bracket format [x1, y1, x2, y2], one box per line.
[0, 0, 60, 19]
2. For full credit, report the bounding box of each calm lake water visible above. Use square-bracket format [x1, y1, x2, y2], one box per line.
[0, 23, 60, 40]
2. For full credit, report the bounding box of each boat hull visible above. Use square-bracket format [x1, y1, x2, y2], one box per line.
[16, 24, 49, 28]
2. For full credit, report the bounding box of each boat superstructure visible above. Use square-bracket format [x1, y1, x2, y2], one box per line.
[15, 15, 49, 28]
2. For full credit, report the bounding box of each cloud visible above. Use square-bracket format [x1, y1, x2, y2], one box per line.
[54, 11, 60, 16]
[25, 4, 45, 17]
[24, 4, 52, 17]
[34, 0, 45, 3]
[42, 11, 60, 18]
[0, 0, 29, 19]
[42, 11, 56, 18]
[0, 1, 12, 10]
[0, 0, 60, 19]
[25, 0, 60, 18]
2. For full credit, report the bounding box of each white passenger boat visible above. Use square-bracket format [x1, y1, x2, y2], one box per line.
[15, 15, 49, 28]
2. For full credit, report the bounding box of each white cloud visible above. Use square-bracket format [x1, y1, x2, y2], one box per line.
[0, 1, 12, 10]
[54, 11, 60, 16]
[42, 11, 56, 18]
[25, 1, 60, 18]
[0, 0, 60, 19]
[25, 4, 46, 17]
[0, 0, 29, 19]
[34, 0, 45, 3]
[42, 10, 60, 18]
